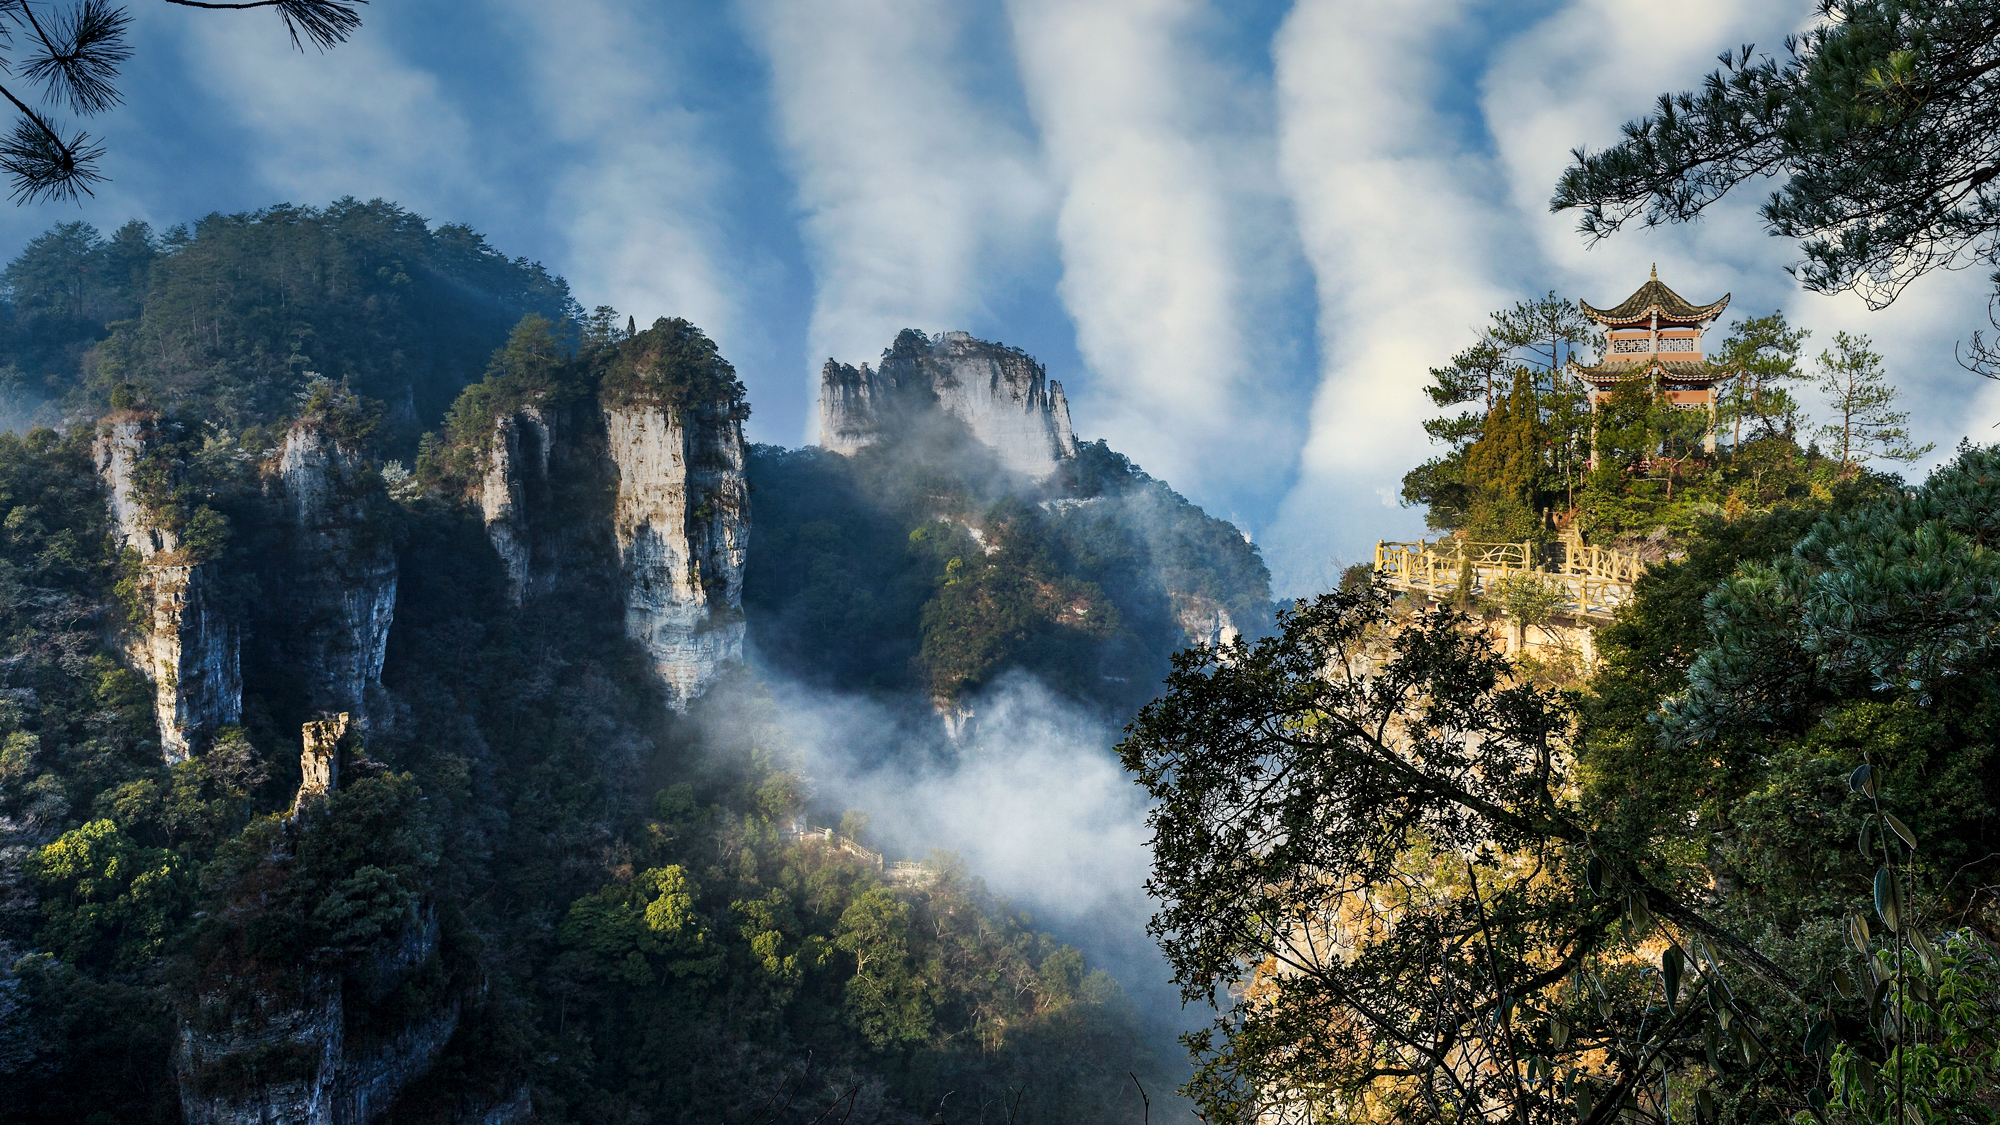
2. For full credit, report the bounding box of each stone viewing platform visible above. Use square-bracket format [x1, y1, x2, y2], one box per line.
[1373, 531, 1648, 659]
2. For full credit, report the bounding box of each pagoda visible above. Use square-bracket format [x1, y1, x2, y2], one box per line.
[1570, 266, 1734, 456]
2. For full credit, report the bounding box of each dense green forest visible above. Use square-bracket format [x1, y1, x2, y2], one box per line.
[0, 205, 1190, 1123]
[0, 201, 575, 446]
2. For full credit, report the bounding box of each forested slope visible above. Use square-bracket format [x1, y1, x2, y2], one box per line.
[0, 204, 1202, 1124]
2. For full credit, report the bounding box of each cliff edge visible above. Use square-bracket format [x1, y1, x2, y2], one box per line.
[820, 329, 1077, 480]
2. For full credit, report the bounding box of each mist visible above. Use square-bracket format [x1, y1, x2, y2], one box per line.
[739, 659, 1204, 1062]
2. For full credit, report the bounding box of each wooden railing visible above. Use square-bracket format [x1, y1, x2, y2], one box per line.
[1373, 536, 1646, 621]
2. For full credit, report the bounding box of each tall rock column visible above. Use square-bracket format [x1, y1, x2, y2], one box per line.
[605, 399, 747, 710]
[95, 417, 241, 763]
[276, 421, 398, 725]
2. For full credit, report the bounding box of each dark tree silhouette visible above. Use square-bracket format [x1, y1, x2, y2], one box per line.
[0, 0, 364, 203]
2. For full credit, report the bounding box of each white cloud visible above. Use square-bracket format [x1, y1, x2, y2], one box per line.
[1262, 0, 1518, 593]
[763, 670, 1164, 990]
[172, 8, 484, 217]
[737, 0, 1052, 438]
[1006, 0, 1299, 502]
[494, 0, 748, 355]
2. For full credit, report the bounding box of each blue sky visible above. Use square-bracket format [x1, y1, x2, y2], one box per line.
[9, 0, 1997, 595]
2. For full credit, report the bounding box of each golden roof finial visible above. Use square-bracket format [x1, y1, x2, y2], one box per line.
[1650, 262, 1658, 280]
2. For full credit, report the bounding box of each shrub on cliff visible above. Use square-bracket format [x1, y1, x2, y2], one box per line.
[598, 315, 747, 414]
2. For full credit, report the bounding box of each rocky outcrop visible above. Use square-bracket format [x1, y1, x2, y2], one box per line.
[820, 330, 1078, 480]
[178, 920, 456, 1125]
[276, 421, 398, 726]
[475, 406, 551, 604]
[95, 418, 242, 763]
[178, 980, 344, 1125]
[607, 400, 748, 711]
[184, 706, 456, 1125]
[295, 713, 348, 810]
[461, 377, 745, 711]
[1172, 593, 1240, 649]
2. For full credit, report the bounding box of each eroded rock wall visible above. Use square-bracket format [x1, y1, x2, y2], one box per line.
[606, 401, 747, 710]
[95, 418, 242, 763]
[178, 980, 343, 1125]
[819, 330, 1078, 480]
[475, 405, 550, 604]
[276, 422, 398, 725]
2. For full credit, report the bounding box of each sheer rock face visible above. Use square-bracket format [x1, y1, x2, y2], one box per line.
[276, 422, 398, 725]
[606, 400, 748, 711]
[177, 980, 344, 1125]
[94, 419, 242, 763]
[819, 330, 1078, 479]
[468, 390, 748, 711]
[471, 399, 618, 606]
[476, 405, 551, 605]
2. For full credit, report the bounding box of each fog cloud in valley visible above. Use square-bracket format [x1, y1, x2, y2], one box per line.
[745, 665, 1192, 1029]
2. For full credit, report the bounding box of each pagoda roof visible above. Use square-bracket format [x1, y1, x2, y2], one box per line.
[1581, 267, 1730, 326]
[1571, 357, 1732, 387]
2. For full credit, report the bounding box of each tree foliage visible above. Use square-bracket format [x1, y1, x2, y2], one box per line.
[1129, 442, 2000, 1123]
[1812, 330, 1933, 473]
[745, 427, 1271, 711]
[1121, 586, 1802, 1125]
[1552, 0, 2000, 312]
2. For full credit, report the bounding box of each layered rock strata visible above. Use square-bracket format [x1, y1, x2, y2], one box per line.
[95, 418, 242, 763]
[178, 979, 344, 1125]
[820, 330, 1078, 479]
[178, 917, 455, 1125]
[276, 421, 398, 725]
[607, 399, 748, 710]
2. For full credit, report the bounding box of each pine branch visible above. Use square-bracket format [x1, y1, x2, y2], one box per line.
[160, 0, 364, 51]
[18, 0, 131, 115]
[0, 79, 101, 201]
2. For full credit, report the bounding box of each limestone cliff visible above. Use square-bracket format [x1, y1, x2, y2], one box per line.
[178, 978, 344, 1125]
[475, 405, 551, 604]
[820, 330, 1078, 479]
[464, 320, 750, 711]
[177, 920, 457, 1125]
[1172, 593, 1241, 649]
[606, 398, 748, 711]
[274, 420, 398, 726]
[95, 417, 242, 763]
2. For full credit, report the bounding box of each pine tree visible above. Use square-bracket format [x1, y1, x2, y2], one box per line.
[1718, 311, 1810, 446]
[1462, 371, 1544, 540]
[1813, 331, 1931, 475]
[0, 2, 365, 203]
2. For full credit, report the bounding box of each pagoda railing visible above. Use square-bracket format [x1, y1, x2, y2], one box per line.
[1372, 536, 1646, 621]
